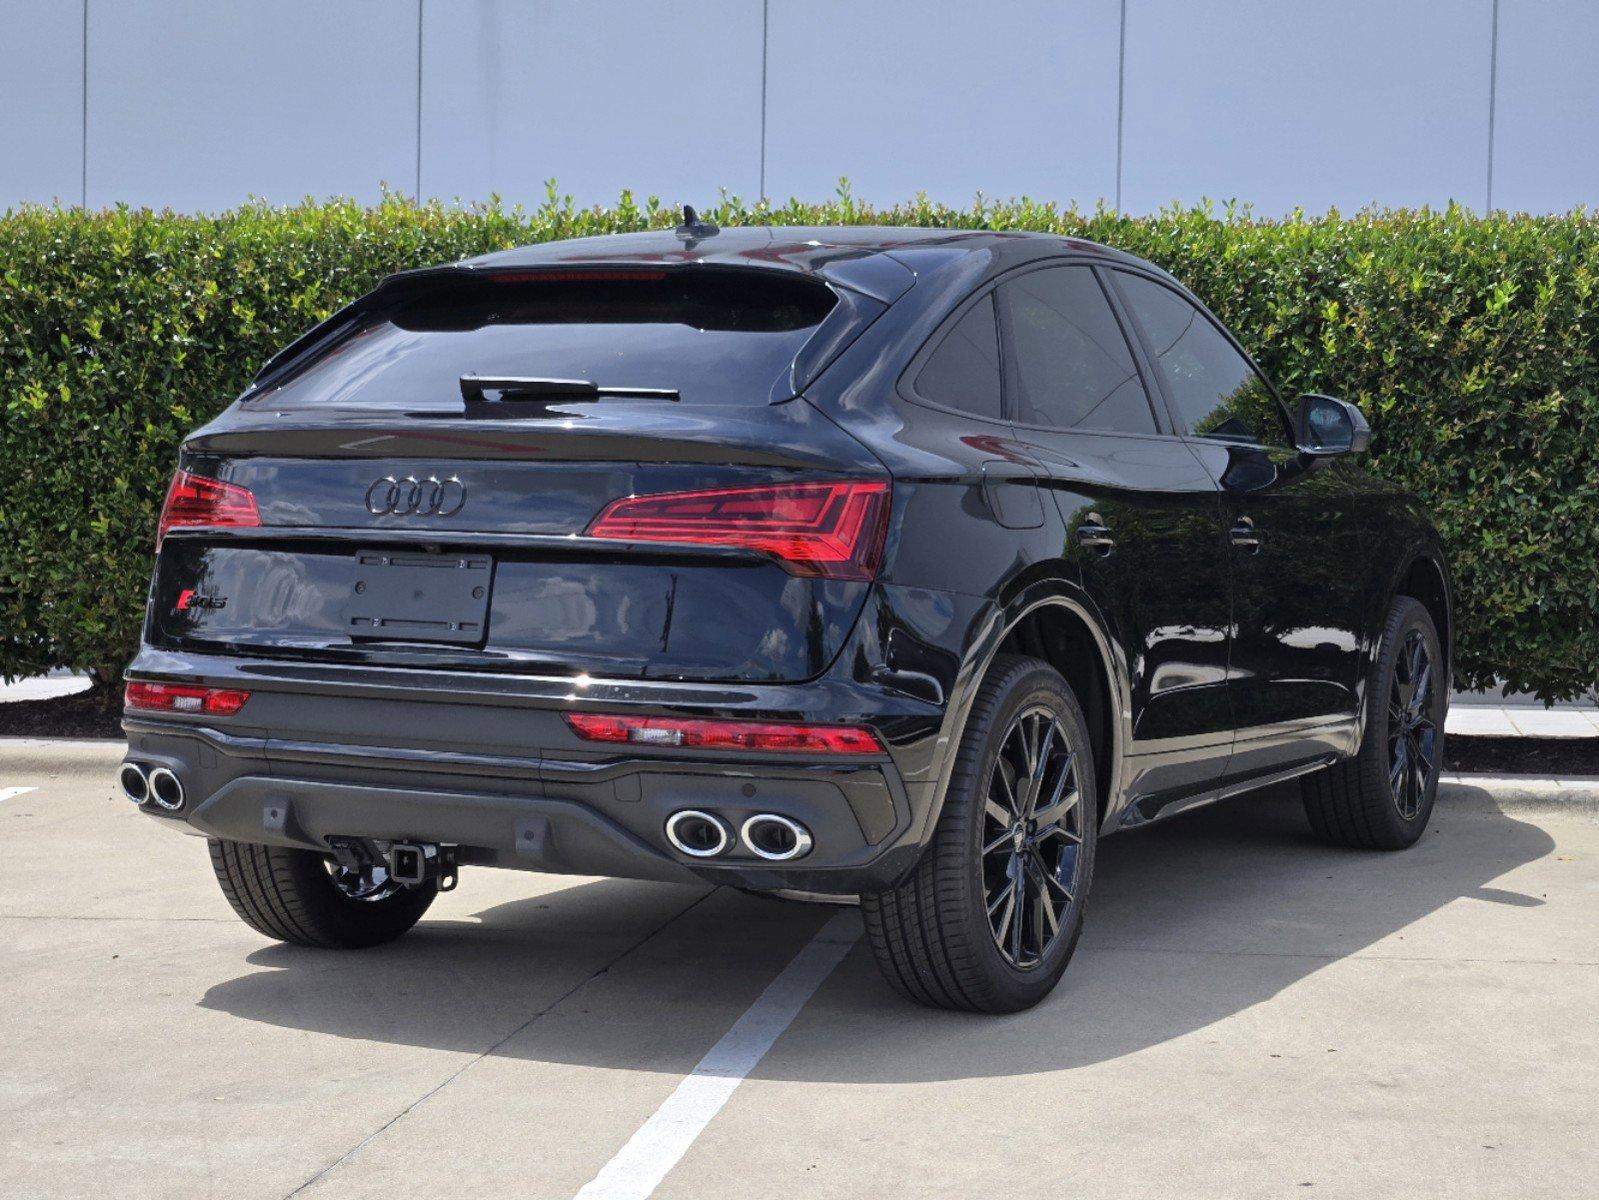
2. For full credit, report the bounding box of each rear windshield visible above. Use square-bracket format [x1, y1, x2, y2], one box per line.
[247, 268, 838, 409]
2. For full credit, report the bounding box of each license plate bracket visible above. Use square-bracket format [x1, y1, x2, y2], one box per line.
[343, 549, 494, 644]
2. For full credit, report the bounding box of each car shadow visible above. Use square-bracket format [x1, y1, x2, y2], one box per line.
[197, 783, 1557, 1082]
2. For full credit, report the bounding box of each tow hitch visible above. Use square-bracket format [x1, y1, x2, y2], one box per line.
[387, 841, 459, 892]
[327, 837, 459, 892]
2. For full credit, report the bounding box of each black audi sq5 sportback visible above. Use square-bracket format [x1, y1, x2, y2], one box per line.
[121, 218, 1452, 1013]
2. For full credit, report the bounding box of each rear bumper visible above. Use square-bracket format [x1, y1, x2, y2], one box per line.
[119, 650, 947, 893]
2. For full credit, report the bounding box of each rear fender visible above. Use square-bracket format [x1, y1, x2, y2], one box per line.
[910, 577, 1131, 849]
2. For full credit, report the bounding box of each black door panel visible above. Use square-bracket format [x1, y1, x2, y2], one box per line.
[1108, 267, 1370, 772]
[1025, 434, 1234, 758]
[989, 263, 1233, 795]
[1192, 443, 1378, 760]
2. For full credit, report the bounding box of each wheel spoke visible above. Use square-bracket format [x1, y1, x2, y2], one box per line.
[1009, 862, 1026, 962]
[1410, 656, 1433, 714]
[984, 799, 1011, 826]
[1404, 737, 1421, 815]
[987, 877, 1017, 918]
[1411, 733, 1433, 787]
[1389, 737, 1407, 795]
[1030, 878, 1049, 958]
[1023, 720, 1061, 825]
[990, 888, 1017, 952]
[1032, 748, 1078, 829]
[1032, 783, 1079, 832]
[1038, 884, 1061, 937]
[1036, 823, 1082, 847]
[1017, 853, 1060, 953]
[982, 829, 1013, 856]
[1041, 865, 1075, 902]
[1015, 716, 1039, 788]
[1030, 719, 1059, 784]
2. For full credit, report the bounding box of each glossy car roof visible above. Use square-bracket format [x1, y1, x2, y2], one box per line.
[462, 225, 1162, 293]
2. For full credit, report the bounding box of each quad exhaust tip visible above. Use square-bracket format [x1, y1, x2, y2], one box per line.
[118, 762, 150, 805]
[741, 814, 814, 862]
[664, 809, 731, 858]
[146, 766, 185, 811]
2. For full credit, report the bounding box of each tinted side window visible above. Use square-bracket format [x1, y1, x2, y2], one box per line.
[1113, 272, 1291, 447]
[914, 294, 1003, 419]
[1000, 265, 1157, 435]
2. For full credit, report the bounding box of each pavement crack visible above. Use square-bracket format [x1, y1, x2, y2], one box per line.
[280, 886, 718, 1200]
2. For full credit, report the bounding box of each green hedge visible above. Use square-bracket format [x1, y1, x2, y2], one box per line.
[2, 188, 1596, 701]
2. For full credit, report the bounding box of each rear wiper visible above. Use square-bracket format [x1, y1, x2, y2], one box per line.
[459, 375, 679, 403]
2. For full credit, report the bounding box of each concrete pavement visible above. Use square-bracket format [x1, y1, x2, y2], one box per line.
[1, 742, 1595, 1199]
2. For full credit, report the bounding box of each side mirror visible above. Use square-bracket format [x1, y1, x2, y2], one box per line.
[1296, 394, 1370, 456]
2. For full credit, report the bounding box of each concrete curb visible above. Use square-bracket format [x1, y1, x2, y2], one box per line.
[1438, 775, 1599, 818]
[3, 737, 1597, 818]
[0, 737, 126, 778]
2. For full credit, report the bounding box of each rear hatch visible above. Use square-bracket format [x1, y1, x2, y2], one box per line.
[149, 265, 891, 683]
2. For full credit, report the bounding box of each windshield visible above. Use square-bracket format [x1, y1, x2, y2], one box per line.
[247, 268, 838, 410]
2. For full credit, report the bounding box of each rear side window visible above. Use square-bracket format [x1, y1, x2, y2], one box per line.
[1112, 271, 1292, 448]
[248, 268, 838, 409]
[913, 294, 1003, 420]
[999, 266, 1158, 435]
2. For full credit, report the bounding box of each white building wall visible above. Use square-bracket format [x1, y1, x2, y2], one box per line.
[2, 0, 1594, 216]
[1120, 0, 1493, 215]
[763, 0, 1121, 208]
[84, 0, 417, 211]
[1493, 1, 1599, 213]
[0, 0, 84, 206]
[419, 0, 763, 206]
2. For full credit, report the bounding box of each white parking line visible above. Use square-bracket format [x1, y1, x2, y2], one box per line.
[0, 787, 39, 803]
[574, 908, 860, 1200]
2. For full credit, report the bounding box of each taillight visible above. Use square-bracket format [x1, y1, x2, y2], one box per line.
[125, 681, 251, 716]
[157, 469, 260, 548]
[586, 480, 890, 581]
[564, 712, 882, 755]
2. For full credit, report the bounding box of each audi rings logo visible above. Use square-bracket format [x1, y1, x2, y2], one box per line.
[364, 475, 467, 517]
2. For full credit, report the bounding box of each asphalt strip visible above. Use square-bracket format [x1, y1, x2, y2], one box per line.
[573, 908, 861, 1200]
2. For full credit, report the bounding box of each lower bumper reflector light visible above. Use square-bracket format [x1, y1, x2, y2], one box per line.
[564, 712, 881, 754]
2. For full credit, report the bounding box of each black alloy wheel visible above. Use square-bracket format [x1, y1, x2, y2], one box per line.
[1302, 596, 1446, 851]
[981, 705, 1085, 969]
[1387, 628, 1438, 820]
[862, 654, 1099, 1013]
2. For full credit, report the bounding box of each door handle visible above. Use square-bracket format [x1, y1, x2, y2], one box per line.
[1075, 515, 1116, 556]
[1230, 516, 1263, 553]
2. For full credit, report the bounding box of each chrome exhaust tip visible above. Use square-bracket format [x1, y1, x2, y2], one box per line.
[118, 762, 150, 805]
[664, 809, 731, 858]
[740, 814, 814, 862]
[146, 766, 185, 812]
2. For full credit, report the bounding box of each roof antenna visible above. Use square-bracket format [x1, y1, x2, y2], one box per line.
[675, 204, 720, 244]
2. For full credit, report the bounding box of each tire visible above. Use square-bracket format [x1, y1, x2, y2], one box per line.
[207, 839, 437, 949]
[862, 654, 1099, 1013]
[1301, 596, 1446, 851]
